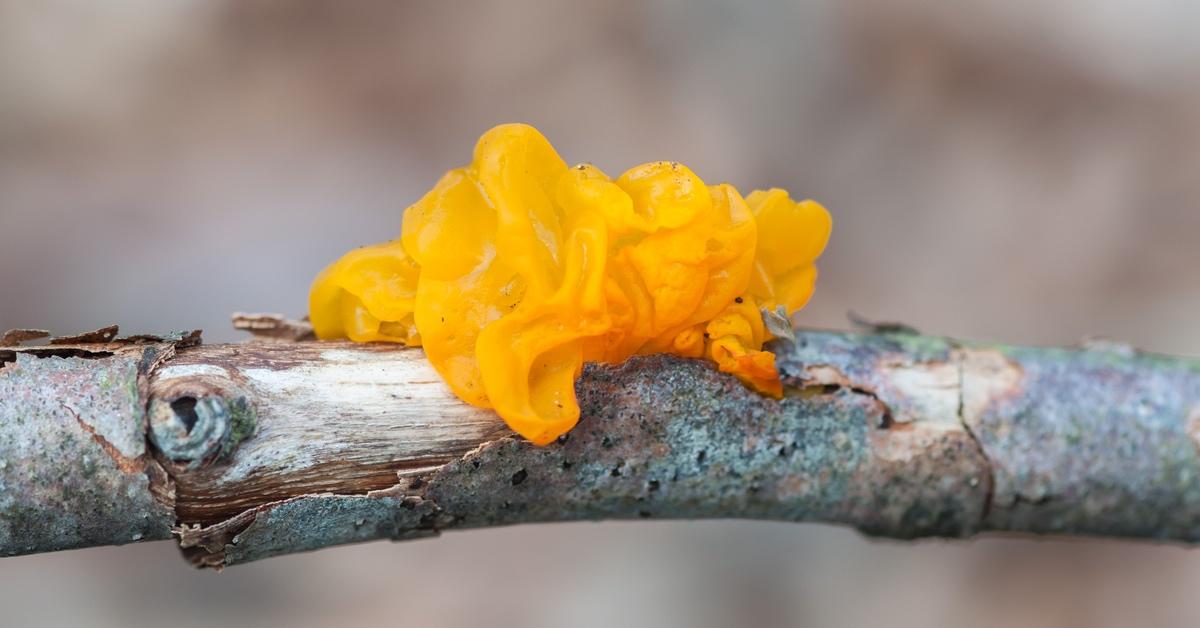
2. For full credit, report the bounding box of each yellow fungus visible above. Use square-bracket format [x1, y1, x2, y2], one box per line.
[310, 123, 831, 445]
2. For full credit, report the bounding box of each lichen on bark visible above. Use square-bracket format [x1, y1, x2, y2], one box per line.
[0, 352, 174, 555]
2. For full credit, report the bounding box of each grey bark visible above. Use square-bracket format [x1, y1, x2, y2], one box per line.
[3, 324, 1200, 569]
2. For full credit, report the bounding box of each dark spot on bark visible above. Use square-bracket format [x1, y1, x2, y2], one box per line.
[601, 435, 614, 448]
[471, 459, 481, 470]
[511, 469, 527, 486]
[408, 477, 424, 489]
[561, 460, 574, 470]
[876, 408, 894, 429]
[638, 510, 652, 518]
[8, 347, 114, 361]
[697, 450, 707, 464]
[611, 461, 625, 477]
[171, 397, 199, 433]
[417, 511, 442, 529]
[648, 480, 660, 492]
[556, 433, 570, 444]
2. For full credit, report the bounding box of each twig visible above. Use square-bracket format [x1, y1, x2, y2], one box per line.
[3, 325, 1199, 568]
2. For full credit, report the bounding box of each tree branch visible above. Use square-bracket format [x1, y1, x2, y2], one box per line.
[3, 326, 1199, 568]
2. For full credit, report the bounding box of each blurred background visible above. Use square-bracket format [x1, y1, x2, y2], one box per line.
[2, 1, 1199, 626]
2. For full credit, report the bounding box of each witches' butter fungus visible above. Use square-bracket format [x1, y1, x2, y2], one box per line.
[310, 124, 831, 445]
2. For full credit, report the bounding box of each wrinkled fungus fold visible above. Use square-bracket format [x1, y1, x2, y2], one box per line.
[310, 124, 831, 445]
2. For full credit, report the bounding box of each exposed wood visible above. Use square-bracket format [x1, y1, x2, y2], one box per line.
[3, 327, 1200, 568]
[152, 342, 509, 525]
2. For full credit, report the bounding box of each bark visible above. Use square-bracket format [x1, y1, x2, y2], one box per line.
[2, 323, 1200, 569]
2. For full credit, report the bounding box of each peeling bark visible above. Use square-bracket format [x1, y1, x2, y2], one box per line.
[3, 327, 1200, 568]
